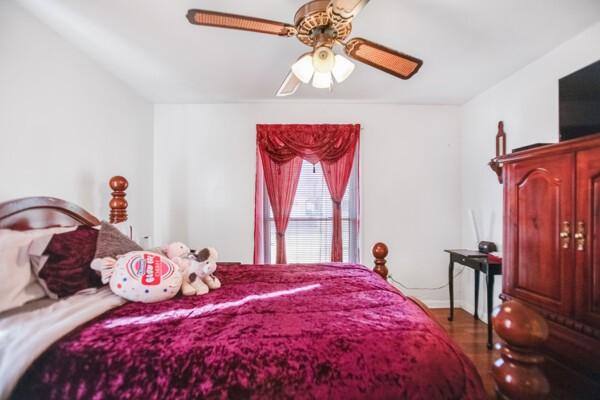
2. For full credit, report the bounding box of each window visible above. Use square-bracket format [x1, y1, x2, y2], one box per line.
[263, 154, 359, 264]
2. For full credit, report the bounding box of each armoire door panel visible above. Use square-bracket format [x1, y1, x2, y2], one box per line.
[516, 171, 562, 300]
[576, 148, 600, 329]
[505, 154, 574, 314]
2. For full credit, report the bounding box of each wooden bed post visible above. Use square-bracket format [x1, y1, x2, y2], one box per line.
[492, 300, 550, 400]
[372, 242, 389, 279]
[109, 176, 128, 223]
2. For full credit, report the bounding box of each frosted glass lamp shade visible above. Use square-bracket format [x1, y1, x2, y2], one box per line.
[291, 54, 315, 84]
[332, 54, 355, 83]
[286, 49, 354, 95]
[312, 71, 332, 89]
[312, 46, 336, 73]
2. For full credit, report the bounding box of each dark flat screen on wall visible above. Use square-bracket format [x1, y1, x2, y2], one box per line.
[559, 59, 600, 141]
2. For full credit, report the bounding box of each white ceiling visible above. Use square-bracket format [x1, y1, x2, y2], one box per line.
[15, 0, 600, 104]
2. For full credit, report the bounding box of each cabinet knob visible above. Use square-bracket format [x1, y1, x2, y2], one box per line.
[560, 221, 571, 249]
[575, 221, 586, 252]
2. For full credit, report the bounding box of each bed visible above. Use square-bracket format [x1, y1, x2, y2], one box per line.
[0, 177, 486, 400]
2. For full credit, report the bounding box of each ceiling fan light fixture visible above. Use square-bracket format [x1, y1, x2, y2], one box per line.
[291, 54, 315, 84]
[312, 46, 336, 73]
[187, 2, 424, 99]
[332, 54, 355, 83]
[312, 71, 333, 89]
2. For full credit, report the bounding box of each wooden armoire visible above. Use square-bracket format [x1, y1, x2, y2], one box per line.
[500, 133, 600, 394]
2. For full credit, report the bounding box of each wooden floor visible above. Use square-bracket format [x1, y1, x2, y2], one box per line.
[430, 308, 499, 399]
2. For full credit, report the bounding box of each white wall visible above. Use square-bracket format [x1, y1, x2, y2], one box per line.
[154, 103, 462, 306]
[459, 22, 600, 321]
[0, 1, 154, 238]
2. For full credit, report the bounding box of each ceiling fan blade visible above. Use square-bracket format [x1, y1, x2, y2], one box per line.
[187, 9, 296, 37]
[329, 0, 370, 20]
[276, 71, 302, 97]
[344, 38, 423, 79]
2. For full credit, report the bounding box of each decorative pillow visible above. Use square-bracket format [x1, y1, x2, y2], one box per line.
[95, 221, 142, 259]
[107, 251, 182, 303]
[30, 226, 102, 299]
[0, 227, 76, 313]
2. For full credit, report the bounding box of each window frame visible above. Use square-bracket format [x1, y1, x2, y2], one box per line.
[262, 153, 360, 264]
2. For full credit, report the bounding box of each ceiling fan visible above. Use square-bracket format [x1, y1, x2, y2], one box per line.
[187, 0, 423, 97]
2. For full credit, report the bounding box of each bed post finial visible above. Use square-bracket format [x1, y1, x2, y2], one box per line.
[109, 176, 128, 223]
[492, 300, 550, 400]
[372, 242, 389, 279]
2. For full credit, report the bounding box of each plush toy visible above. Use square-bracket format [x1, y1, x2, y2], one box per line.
[91, 251, 182, 303]
[163, 242, 212, 296]
[193, 247, 221, 290]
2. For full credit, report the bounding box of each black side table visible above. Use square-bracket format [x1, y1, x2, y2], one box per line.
[444, 249, 502, 349]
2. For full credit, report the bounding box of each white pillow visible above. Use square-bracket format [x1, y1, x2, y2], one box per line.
[0, 227, 76, 313]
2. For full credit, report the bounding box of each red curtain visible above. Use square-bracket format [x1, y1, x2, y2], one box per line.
[253, 149, 265, 264]
[254, 124, 360, 264]
[261, 154, 303, 264]
[322, 140, 358, 262]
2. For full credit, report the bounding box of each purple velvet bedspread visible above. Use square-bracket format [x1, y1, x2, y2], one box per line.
[13, 263, 486, 400]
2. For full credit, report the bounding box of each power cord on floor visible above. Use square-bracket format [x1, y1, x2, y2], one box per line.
[388, 267, 465, 290]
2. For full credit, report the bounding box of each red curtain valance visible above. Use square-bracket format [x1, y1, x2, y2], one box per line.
[257, 124, 360, 164]
[255, 123, 360, 264]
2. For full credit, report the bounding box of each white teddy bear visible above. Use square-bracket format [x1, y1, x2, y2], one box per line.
[163, 242, 221, 296]
[193, 247, 221, 290]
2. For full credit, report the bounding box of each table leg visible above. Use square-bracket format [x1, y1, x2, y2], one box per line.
[448, 258, 454, 321]
[474, 270, 480, 320]
[486, 271, 495, 350]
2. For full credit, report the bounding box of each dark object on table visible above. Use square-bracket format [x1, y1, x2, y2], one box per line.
[559, 59, 600, 141]
[477, 241, 497, 254]
[444, 249, 502, 350]
[512, 143, 551, 153]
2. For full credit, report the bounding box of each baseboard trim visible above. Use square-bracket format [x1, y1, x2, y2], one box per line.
[461, 302, 475, 315]
[420, 299, 463, 309]
[417, 299, 490, 325]
[461, 302, 489, 324]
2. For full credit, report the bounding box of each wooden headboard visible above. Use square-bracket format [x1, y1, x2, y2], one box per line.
[0, 176, 128, 230]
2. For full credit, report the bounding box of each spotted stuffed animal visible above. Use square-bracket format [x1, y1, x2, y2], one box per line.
[163, 242, 210, 296]
[193, 247, 221, 290]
